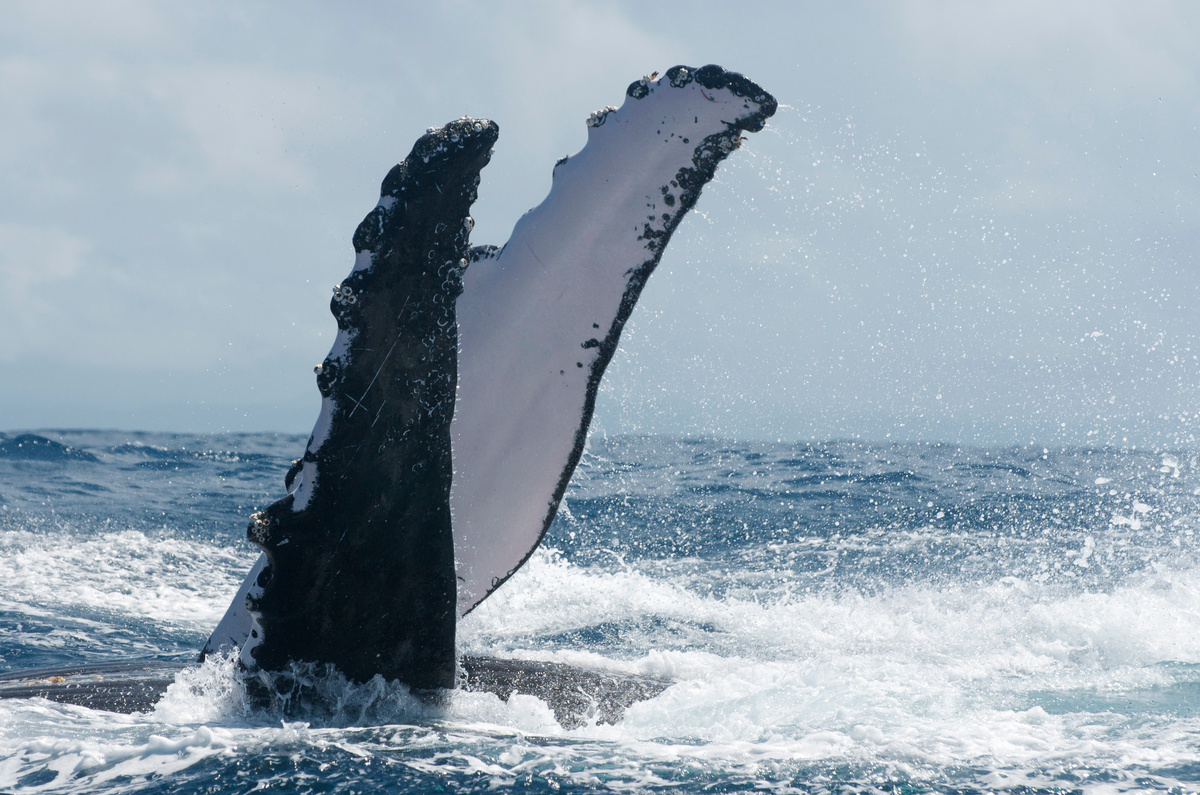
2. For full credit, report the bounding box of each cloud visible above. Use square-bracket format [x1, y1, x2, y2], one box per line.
[894, 0, 1199, 104]
[137, 64, 357, 191]
[0, 0, 172, 49]
[1, 0, 1194, 444]
[0, 0, 678, 380]
[0, 223, 90, 359]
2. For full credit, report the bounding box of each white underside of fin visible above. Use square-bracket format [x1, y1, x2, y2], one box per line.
[451, 71, 768, 614]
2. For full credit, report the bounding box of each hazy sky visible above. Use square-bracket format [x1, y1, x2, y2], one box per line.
[2, 1, 1197, 448]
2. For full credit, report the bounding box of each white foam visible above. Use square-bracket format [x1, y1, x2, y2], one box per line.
[0, 701, 231, 793]
[152, 653, 244, 725]
[6, 528, 1200, 790]
[451, 545, 1200, 785]
[0, 529, 251, 629]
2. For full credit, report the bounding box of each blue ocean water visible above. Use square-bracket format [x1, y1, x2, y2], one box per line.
[2, 429, 1200, 793]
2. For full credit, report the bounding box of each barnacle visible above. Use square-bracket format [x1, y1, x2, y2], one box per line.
[587, 106, 618, 128]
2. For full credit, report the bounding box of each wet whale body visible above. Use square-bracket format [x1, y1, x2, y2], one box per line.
[0, 66, 775, 726]
[0, 658, 670, 728]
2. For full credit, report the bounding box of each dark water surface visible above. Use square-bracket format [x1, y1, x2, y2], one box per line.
[2, 430, 1200, 793]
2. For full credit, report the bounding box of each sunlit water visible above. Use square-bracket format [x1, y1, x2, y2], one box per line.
[2, 430, 1199, 793]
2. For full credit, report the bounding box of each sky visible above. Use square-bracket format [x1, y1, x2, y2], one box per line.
[2, 0, 1198, 448]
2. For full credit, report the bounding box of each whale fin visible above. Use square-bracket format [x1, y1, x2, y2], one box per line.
[202, 66, 776, 671]
[450, 65, 776, 614]
[229, 118, 497, 688]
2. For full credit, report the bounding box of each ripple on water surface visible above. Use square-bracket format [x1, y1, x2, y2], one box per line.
[1, 432, 1199, 792]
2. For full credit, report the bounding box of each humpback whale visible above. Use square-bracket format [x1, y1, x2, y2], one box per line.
[1, 65, 776, 726]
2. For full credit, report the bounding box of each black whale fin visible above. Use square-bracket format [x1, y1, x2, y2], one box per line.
[239, 118, 498, 690]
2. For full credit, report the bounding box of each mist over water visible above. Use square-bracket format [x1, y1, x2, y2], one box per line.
[598, 104, 1200, 449]
[3, 431, 1200, 793]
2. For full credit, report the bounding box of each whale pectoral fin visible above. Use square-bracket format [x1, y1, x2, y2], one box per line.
[203, 66, 776, 689]
[222, 119, 498, 690]
[451, 65, 776, 614]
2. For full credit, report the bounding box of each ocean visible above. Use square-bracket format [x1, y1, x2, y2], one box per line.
[2, 429, 1199, 793]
